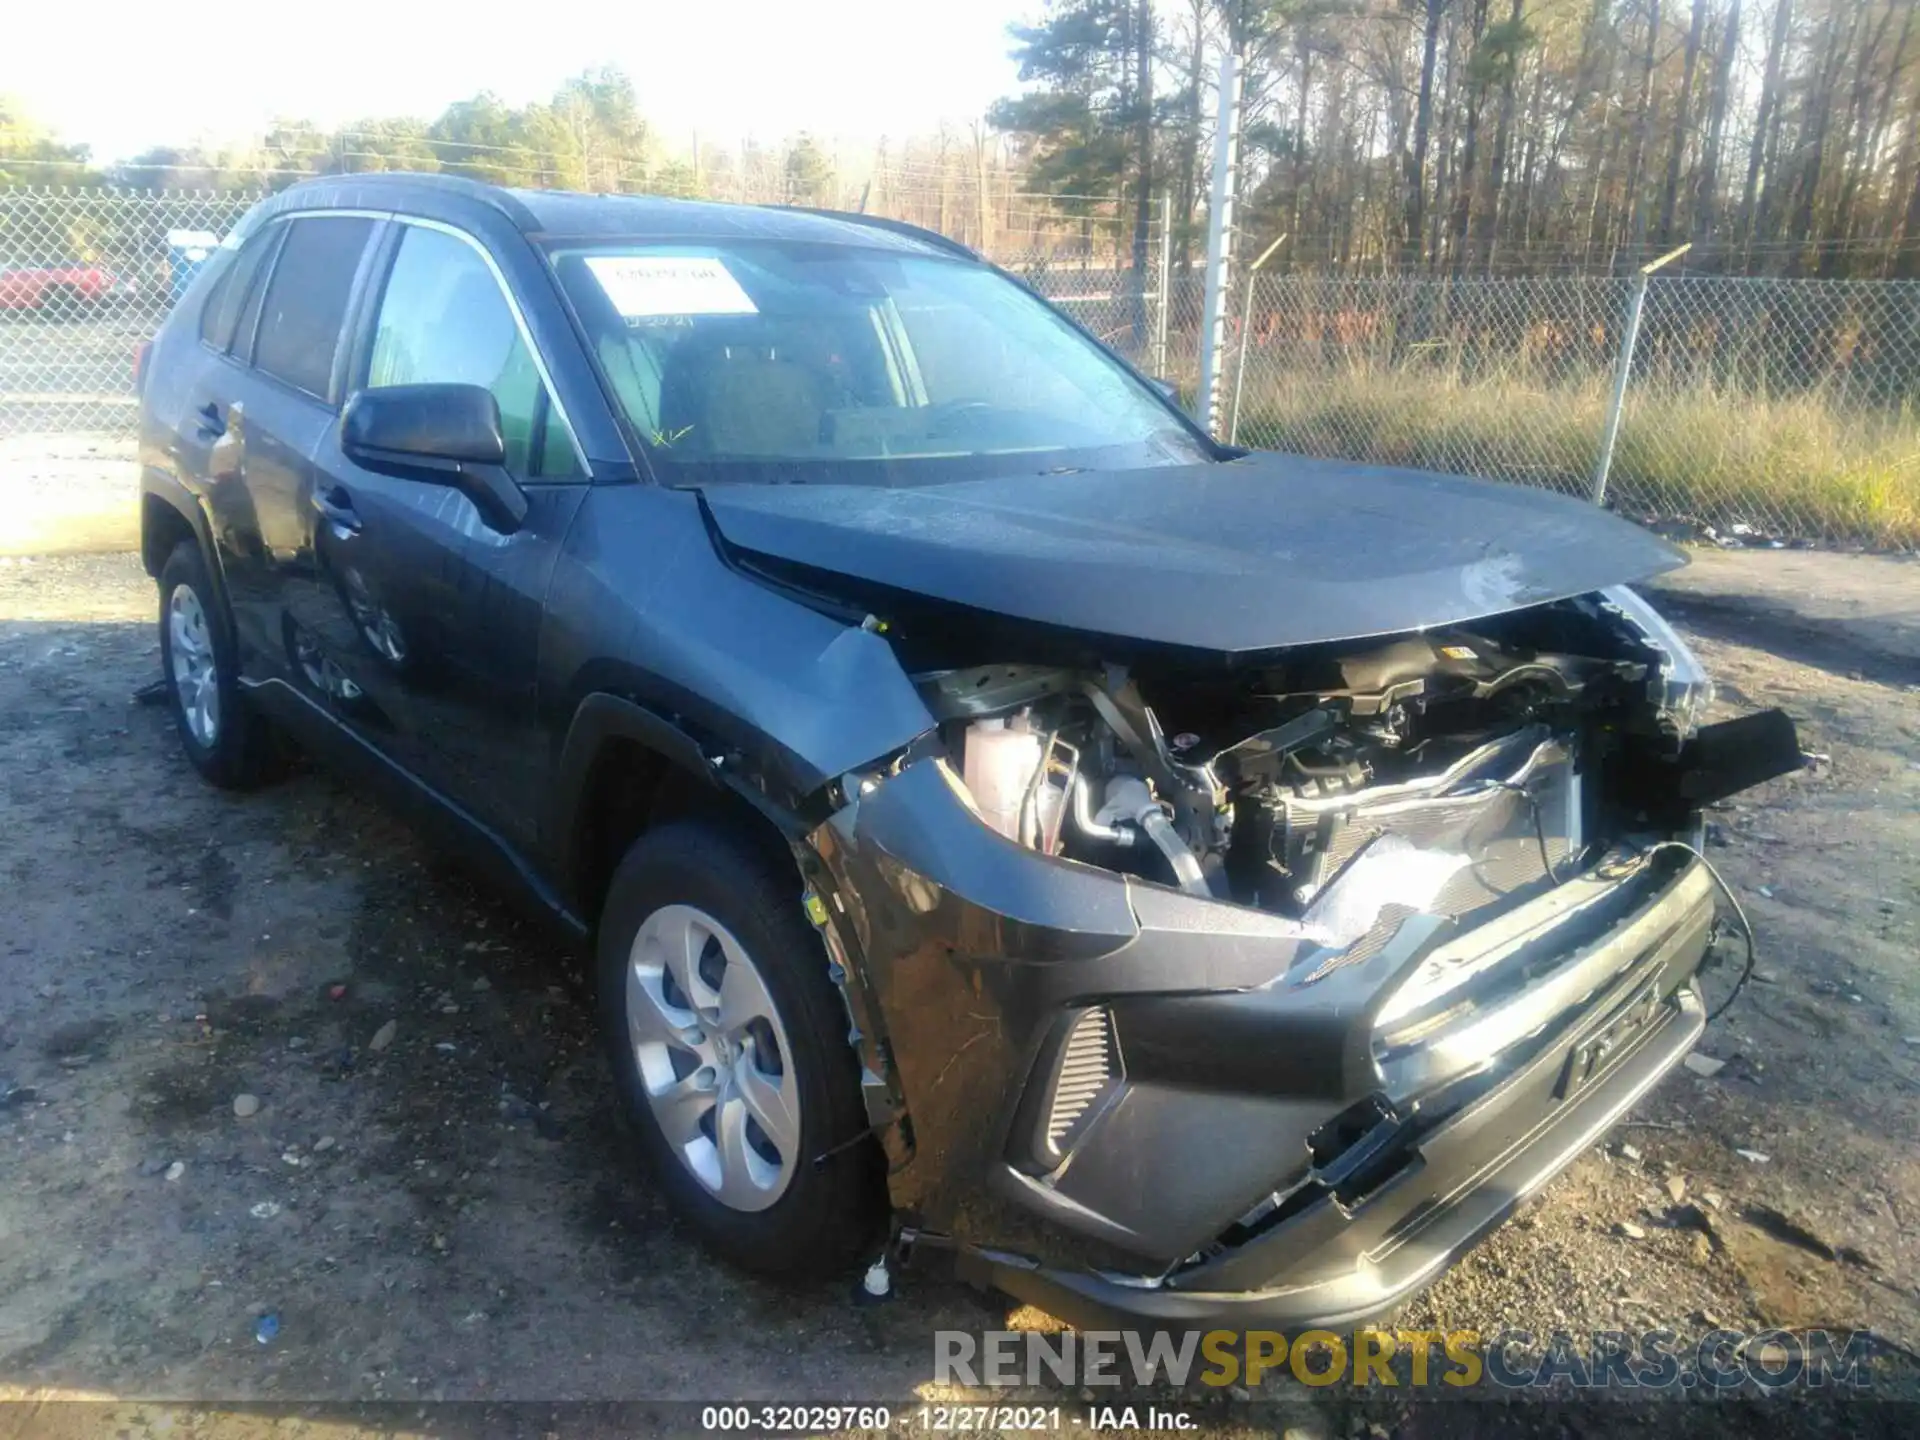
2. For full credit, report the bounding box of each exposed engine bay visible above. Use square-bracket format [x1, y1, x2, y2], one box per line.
[917, 586, 1716, 953]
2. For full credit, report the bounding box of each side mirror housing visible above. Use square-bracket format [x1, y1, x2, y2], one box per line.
[342, 383, 505, 466]
[339, 383, 527, 532]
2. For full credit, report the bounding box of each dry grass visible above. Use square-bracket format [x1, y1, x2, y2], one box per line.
[1233, 364, 1920, 549]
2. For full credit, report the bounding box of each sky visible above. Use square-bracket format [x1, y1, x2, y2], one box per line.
[4, 0, 1032, 163]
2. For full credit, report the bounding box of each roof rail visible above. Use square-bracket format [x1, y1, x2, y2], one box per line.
[783, 207, 979, 261]
[271, 170, 542, 231]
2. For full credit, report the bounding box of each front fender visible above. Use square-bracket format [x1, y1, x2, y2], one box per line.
[540, 485, 937, 808]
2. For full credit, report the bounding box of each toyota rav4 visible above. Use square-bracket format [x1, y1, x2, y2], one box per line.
[138, 173, 1801, 1328]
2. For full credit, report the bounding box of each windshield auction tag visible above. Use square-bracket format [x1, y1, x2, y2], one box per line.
[585, 255, 758, 319]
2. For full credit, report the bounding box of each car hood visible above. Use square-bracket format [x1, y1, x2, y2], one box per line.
[699, 453, 1687, 656]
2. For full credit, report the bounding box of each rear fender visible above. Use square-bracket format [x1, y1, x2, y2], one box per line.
[140, 471, 232, 630]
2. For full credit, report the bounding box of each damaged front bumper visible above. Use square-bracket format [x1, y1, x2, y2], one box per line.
[809, 756, 1721, 1330]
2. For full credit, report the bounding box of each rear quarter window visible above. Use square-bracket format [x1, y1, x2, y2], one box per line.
[197, 230, 278, 353]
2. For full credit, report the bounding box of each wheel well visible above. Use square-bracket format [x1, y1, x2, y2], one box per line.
[142, 494, 197, 579]
[571, 737, 800, 926]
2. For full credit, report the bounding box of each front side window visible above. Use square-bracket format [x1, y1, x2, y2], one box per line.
[252, 216, 374, 399]
[547, 240, 1207, 485]
[366, 225, 579, 479]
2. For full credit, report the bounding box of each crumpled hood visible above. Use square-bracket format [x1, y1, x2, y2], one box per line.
[699, 452, 1687, 656]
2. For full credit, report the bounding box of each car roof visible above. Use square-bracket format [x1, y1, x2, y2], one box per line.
[241, 171, 973, 260]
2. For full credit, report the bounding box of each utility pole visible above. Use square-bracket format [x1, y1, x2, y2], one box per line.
[1197, 30, 1245, 435]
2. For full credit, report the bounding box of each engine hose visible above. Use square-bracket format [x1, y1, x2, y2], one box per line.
[1069, 774, 1135, 848]
[1090, 775, 1211, 896]
[1139, 808, 1211, 895]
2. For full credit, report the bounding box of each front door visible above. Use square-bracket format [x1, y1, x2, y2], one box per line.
[297, 219, 590, 852]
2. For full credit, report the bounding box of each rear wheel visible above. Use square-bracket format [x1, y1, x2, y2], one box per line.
[158, 540, 284, 789]
[595, 820, 885, 1279]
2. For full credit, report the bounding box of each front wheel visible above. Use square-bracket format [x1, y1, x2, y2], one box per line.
[595, 820, 885, 1279]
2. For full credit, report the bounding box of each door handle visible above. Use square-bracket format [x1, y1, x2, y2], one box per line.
[311, 485, 362, 537]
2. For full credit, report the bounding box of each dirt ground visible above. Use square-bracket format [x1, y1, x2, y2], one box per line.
[2, 547, 1918, 1438]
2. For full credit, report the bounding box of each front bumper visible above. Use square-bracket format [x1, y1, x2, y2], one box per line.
[810, 759, 1719, 1329]
[962, 953, 1704, 1330]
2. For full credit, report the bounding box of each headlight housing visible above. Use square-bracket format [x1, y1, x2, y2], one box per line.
[1603, 584, 1714, 741]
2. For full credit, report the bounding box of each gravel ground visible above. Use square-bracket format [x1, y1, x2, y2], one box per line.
[1, 549, 1917, 1439]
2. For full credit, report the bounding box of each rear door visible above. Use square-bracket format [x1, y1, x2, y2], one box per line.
[165, 223, 283, 656]
[206, 214, 381, 677]
[296, 218, 590, 849]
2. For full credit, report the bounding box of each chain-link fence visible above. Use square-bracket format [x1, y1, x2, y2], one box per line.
[6, 182, 1918, 549]
[1, 188, 264, 438]
[1226, 273, 1920, 548]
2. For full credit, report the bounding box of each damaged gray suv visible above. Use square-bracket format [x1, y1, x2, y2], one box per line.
[138, 173, 1801, 1328]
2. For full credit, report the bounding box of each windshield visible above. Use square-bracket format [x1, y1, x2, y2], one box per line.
[546, 239, 1211, 484]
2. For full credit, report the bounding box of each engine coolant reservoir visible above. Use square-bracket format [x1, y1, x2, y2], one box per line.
[962, 716, 1049, 845]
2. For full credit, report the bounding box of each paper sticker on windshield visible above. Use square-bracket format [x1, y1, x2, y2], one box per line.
[585, 255, 757, 319]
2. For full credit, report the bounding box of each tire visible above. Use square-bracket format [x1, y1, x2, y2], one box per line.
[595, 819, 885, 1280]
[158, 539, 284, 789]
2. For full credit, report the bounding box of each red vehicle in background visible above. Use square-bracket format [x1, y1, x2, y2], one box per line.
[0, 261, 133, 314]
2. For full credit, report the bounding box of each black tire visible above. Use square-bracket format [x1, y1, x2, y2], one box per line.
[595, 819, 885, 1280]
[157, 539, 285, 789]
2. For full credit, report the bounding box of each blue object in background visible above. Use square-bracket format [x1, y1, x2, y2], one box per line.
[254, 1311, 280, 1345]
[166, 230, 220, 306]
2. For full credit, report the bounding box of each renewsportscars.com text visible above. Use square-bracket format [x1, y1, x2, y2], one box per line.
[934, 1327, 1876, 1391]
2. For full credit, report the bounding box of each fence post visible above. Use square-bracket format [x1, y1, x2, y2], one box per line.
[1228, 232, 1288, 446]
[1153, 190, 1172, 379]
[1590, 242, 1691, 506]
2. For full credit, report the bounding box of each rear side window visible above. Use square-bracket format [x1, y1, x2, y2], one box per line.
[252, 217, 374, 399]
[198, 230, 277, 352]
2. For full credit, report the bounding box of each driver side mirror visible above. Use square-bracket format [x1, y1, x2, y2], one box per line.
[339, 383, 528, 533]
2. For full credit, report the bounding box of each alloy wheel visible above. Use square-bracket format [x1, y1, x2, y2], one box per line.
[625, 904, 802, 1212]
[167, 583, 221, 747]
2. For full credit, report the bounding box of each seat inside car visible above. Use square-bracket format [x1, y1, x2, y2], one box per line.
[657, 333, 828, 456]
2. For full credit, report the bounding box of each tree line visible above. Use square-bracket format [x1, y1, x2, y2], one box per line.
[991, 0, 1920, 277]
[0, 74, 842, 209]
[8, 0, 1919, 279]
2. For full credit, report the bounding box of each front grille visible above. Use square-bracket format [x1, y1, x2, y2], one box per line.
[1048, 1007, 1118, 1148]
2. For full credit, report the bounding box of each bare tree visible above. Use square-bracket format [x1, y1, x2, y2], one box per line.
[1657, 0, 1709, 242]
[1623, 0, 1664, 255]
[1446, 0, 1492, 271]
[967, 0, 1920, 276]
[1403, 0, 1449, 264]
[1693, 0, 1741, 244]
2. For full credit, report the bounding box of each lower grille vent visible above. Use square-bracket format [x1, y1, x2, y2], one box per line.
[1048, 1007, 1119, 1147]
